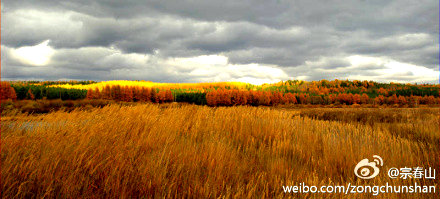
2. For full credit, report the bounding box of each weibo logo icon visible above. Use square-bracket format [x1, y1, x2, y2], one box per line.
[354, 155, 383, 179]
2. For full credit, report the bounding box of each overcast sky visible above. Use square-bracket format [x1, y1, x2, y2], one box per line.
[1, 0, 438, 84]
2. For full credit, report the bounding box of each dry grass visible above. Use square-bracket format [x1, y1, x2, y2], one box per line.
[1, 104, 439, 198]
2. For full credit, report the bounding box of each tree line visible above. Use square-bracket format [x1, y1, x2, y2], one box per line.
[2, 82, 87, 101]
[86, 85, 173, 103]
[205, 89, 438, 106]
[1, 80, 439, 106]
[7, 83, 87, 100]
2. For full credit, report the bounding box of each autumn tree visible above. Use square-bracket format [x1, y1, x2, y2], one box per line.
[121, 86, 133, 102]
[337, 93, 353, 105]
[283, 93, 297, 104]
[206, 90, 218, 106]
[111, 85, 122, 101]
[86, 88, 94, 100]
[102, 85, 111, 100]
[230, 90, 240, 105]
[9, 87, 17, 100]
[387, 94, 398, 104]
[27, 89, 35, 100]
[156, 91, 164, 103]
[421, 95, 436, 104]
[165, 90, 174, 102]
[218, 89, 232, 106]
[133, 87, 141, 102]
[408, 95, 419, 107]
[377, 87, 388, 96]
[360, 93, 369, 104]
[150, 88, 158, 103]
[297, 93, 308, 104]
[328, 94, 336, 104]
[353, 94, 361, 104]
[93, 88, 101, 99]
[258, 91, 271, 106]
[270, 91, 283, 105]
[238, 91, 248, 105]
[248, 91, 259, 106]
[0, 82, 17, 100]
[374, 95, 385, 105]
[397, 95, 407, 105]
[140, 88, 151, 102]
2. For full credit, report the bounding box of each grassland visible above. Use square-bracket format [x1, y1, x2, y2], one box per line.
[1, 104, 439, 198]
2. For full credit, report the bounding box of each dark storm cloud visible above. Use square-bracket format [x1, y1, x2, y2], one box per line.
[1, 0, 438, 82]
[4, 0, 436, 33]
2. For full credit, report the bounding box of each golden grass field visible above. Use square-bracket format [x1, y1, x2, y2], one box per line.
[1, 104, 439, 198]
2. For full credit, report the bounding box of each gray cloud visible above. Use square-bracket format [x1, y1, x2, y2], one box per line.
[4, 0, 437, 33]
[1, 0, 438, 83]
